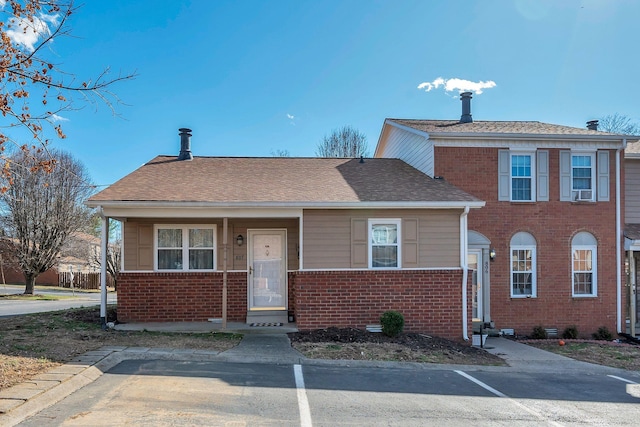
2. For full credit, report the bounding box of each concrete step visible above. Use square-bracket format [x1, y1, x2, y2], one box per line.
[246, 310, 288, 325]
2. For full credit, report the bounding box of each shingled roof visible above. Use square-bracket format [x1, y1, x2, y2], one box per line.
[388, 119, 624, 137]
[87, 157, 482, 206]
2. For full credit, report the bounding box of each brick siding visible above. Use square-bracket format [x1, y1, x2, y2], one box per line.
[436, 146, 623, 337]
[117, 269, 471, 340]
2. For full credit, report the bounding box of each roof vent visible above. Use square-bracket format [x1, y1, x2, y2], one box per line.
[177, 128, 193, 161]
[586, 120, 599, 131]
[460, 92, 473, 123]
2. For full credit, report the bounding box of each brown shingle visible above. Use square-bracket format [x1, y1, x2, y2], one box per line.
[390, 119, 623, 136]
[88, 157, 480, 204]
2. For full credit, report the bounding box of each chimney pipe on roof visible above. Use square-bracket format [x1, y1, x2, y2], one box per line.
[586, 120, 599, 131]
[460, 92, 473, 123]
[177, 128, 193, 161]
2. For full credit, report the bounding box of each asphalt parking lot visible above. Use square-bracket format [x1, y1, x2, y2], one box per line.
[15, 358, 640, 426]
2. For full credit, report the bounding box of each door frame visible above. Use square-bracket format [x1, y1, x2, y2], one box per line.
[247, 228, 288, 311]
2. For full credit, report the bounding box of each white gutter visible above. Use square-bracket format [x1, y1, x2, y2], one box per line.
[98, 206, 108, 329]
[617, 140, 626, 333]
[86, 200, 486, 210]
[460, 206, 470, 341]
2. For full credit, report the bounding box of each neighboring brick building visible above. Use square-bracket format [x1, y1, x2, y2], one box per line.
[375, 92, 635, 338]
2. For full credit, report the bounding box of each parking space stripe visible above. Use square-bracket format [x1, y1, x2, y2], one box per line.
[294, 364, 313, 427]
[455, 370, 565, 427]
[608, 375, 637, 384]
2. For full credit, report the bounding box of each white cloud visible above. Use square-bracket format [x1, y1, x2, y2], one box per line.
[417, 77, 496, 95]
[5, 13, 59, 52]
[49, 114, 69, 122]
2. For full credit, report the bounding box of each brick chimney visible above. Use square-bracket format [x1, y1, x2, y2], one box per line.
[586, 120, 599, 131]
[460, 92, 473, 123]
[177, 128, 193, 161]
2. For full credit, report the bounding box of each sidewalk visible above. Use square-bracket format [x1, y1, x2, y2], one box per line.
[1, 328, 637, 426]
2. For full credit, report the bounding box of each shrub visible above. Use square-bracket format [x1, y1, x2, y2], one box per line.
[562, 325, 579, 339]
[531, 325, 548, 339]
[592, 326, 613, 341]
[380, 311, 404, 337]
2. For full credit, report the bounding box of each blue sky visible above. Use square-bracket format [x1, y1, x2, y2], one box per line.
[5, 0, 639, 187]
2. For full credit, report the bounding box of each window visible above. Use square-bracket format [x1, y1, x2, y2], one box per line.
[511, 153, 535, 201]
[156, 225, 216, 271]
[572, 231, 597, 297]
[510, 232, 536, 297]
[571, 153, 595, 201]
[368, 219, 401, 268]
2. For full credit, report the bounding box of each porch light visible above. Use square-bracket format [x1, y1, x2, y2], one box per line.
[236, 234, 244, 246]
[489, 248, 496, 261]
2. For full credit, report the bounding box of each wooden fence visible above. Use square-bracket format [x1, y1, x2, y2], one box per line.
[58, 272, 115, 290]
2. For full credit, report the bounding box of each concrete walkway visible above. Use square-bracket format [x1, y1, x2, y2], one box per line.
[2, 327, 638, 426]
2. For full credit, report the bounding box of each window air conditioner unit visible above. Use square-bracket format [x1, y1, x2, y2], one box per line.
[575, 189, 593, 201]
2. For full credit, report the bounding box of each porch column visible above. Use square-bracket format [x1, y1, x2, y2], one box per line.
[222, 218, 228, 329]
[99, 208, 108, 329]
[631, 249, 636, 337]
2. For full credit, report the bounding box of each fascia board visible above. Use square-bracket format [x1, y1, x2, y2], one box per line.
[90, 201, 486, 218]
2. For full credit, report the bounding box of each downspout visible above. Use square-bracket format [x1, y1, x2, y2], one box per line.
[460, 206, 470, 340]
[98, 206, 108, 330]
[617, 141, 625, 333]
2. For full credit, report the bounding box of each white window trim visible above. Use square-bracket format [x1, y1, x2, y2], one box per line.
[572, 244, 597, 297]
[154, 224, 217, 272]
[571, 152, 596, 202]
[368, 218, 401, 269]
[510, 151, 536, 202]
[510, 244, 537, 298]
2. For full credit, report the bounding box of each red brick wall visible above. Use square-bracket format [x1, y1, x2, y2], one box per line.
[435, 146, 623, 337]
[117, 272, 249, 322]
[293, 270, 471, 339]
[117, 269, 472, 340]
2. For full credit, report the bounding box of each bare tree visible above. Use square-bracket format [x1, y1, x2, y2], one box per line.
[0, 1, 135, 184]
[316, 125, 369, 158]
[598, 114, 640, 135]
[0, 148, 94, 294]
[270, 148, 290, 157]
[91, 218, 121, 290]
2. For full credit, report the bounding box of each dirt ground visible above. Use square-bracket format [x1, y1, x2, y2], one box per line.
[0, 307, 241, 390]
[524, 339, 640, 371]
[288, 327, 505, 365]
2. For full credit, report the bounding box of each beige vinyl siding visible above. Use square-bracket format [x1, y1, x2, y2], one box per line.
[122, 218, 299, 271]
[419, 211, 459, 267]
[626, 159, 640, 223]
[377, 126, 434, 176]
[303, 211, 352, 269]
[303, 209, 461, 269]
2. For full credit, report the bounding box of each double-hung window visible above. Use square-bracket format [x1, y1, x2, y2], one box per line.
[571, 153, 595, 201]
[572, 232, 597, 297]
[368, 219, 401, 268]
[511, 153, 535, 201]
[156, 225, 216, 271]
[510, 232, 536, 297]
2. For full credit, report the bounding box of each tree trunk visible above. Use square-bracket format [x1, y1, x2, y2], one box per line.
[24, 274, 36, 295]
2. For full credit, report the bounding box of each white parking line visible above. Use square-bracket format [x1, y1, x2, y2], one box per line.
[455, 370, 565, 427]
[608, 375, 638, 384]
[294, 364, 313, 427]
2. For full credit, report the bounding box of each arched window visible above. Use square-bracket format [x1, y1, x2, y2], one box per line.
[510, 232, 536, 297]
[572, 232, 597, 297]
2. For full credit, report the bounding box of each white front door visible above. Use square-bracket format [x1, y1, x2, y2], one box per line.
[247, 229, 287, 311]
[468, 250, 483, 322]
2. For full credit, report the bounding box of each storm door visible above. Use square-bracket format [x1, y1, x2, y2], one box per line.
[468, 249, 483, 321]
[247, 230, 287, 311]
